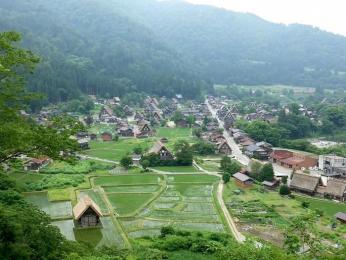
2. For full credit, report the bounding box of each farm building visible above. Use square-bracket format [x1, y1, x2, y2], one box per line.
[136, 123, 154, 137]
[335, 212, 346, 223]
[217, 141, 232, 155]
[233, 172, 253, 187]
[73, 195, 103, 227]
[117, 126, 134, 137]
[101, 132, 112, 142]
[262, 180, 280, 190]
[324, 179, 346, 202]
[24, 157, 51, 171]
[148, 141, 174, 160]
[271, 150, 318, 170]
[78, 139, 89, 150]
[290, 173, 320, 195]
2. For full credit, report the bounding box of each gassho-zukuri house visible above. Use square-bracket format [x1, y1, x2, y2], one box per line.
[73, 195, 103, 227]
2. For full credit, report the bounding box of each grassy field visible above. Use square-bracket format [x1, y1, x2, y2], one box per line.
[295, 196, 346, 217]
[84, 138, 156, 161]
[156, 127, 192, 139]
[93, 174, 162, 186]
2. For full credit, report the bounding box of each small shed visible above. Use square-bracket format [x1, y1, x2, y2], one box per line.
[335, 212, 346, 223]
[262, 180, 280, 190]
[101, 132, 112, 142]
[233, 172, 253, 187]
[73, 195, 103, 227]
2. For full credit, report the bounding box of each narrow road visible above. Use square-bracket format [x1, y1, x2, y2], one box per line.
[217, 181, 246, 242]
[206, 100, 250, 166]
[206, 99, 292, 178]
[79, 154, 118, 164]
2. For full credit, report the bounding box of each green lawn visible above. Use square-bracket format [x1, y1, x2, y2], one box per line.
[107, 193, 155, 216]
[167, 174, 219, 183]
[156, 127, 192, 139]
[84, 138, 155, 161]
[153, 166, 199, 173]
[10, 172, 46, 187]
[295, 196, 346, 217]
[93, 174, 162, 186]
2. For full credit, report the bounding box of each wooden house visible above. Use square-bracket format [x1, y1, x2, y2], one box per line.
[245, 144, 269, 160]
[24, 157, 51, 172]
[290, 173, 320, 195]
[136, 123, 153, 138]
[324, 179, 346, 202]
[176, 119, 189, 128]
[217, 141, 232, 155]
[148, 141, 174, 160]
[223, 112, 236, 130]
[233, 172, 253, 187]
[117, 126, 134, 137]
[73, 195, 103, 227]
[262, 180, 280, 190]
[101, 132, 112, 142]
[78, 139, 90, 150]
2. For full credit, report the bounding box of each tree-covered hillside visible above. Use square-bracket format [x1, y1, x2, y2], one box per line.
[118, 0, 346, 88]
[0, 0, 209, 104]
[1, 0, 346, 104]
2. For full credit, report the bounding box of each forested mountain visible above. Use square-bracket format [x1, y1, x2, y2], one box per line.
[1, 0, 346, 104]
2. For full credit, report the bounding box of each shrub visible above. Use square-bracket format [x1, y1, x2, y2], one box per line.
[120, 156, 133, 169]
[160, 226, 175, 238]
[279, 185, 291, 195]
[222, 173, 231, 183]
[301, 201, 310, 208]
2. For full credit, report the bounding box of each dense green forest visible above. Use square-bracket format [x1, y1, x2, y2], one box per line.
[1, 0, 346, 104]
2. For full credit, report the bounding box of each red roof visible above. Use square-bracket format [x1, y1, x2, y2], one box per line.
[280, 156, 305, 165]
[271, 150, 292, 160]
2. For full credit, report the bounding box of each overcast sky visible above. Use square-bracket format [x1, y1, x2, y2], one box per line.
[185, 0, 346, 36]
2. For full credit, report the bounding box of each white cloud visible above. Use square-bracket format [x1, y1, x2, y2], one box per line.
[185, 0, 346, 36]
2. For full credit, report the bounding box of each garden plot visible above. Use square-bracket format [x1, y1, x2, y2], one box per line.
[94, 174, 162, 186]
[25, 192, 72, 219]
[78, 189, 109, 215]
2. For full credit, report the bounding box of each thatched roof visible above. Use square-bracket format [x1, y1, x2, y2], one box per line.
[290, 173, 320, 193]
[73, 195, 103, 220]
[325, 179, 346, 197]
[233, 172, 252, 182]
[149, 141, 167, 154]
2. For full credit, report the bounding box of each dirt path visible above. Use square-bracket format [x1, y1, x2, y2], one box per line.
[193, 161, 246, 243]
[217, 182, 246, 242]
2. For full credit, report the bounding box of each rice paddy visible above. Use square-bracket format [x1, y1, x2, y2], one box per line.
[20, 166, 224, 248]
